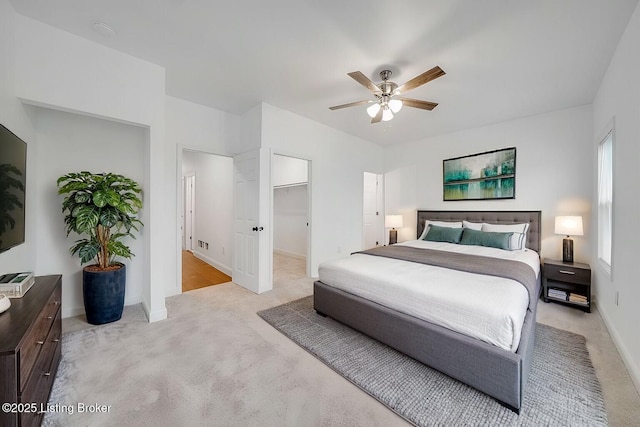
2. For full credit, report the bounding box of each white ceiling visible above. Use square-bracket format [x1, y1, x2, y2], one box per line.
[10, 0, 638, 146]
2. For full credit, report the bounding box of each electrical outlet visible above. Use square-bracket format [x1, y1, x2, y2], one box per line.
[205, 242, 208, 250]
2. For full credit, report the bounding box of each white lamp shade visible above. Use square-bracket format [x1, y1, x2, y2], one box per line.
[382, 107, 394, 121]
[555, 216, 584, 236]
[366, 103, 380, 118]
[388, 99, 403, 113]
[385, 215, 403, 228]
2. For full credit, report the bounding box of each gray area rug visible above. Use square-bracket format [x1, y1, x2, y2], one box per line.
[258, 296, 607, 426]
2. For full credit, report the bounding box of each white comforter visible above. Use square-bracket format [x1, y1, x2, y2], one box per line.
[317, 240, 540, 352]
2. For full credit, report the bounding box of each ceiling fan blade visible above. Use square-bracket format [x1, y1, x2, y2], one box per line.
[371, 107, 383, 124]
[398, 97, 439, 110]
[329, 100, 372, 110]
[348, 71, 382, 94]
[396, 66, 445, 94]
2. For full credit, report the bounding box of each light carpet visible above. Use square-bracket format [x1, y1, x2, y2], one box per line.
[258, 296, 607, 426]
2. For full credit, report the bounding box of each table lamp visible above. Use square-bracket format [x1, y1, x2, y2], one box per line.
[385, 215, 403, 245]
[555, 216, 583, 263]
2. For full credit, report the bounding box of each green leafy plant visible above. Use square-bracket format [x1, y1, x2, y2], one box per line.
[57, 172, 143, 269]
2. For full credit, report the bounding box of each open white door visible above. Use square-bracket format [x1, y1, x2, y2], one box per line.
[233, 148, 272, 293]
[184, 174, 195, 251]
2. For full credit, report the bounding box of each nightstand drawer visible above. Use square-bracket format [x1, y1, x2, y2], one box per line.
[544, 264, 590, 285]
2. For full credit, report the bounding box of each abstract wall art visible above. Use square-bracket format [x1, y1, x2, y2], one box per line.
[443, 147, 516, 201]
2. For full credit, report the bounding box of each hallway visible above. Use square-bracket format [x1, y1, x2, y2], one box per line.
[182, 250, 231, 292]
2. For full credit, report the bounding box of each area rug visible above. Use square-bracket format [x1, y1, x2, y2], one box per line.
[257, 296, 607, 426]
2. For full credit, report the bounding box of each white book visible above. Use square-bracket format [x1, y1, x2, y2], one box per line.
[0, 272, 35, 298]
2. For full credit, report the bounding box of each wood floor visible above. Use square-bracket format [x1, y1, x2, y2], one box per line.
[182, 250, 231, 292]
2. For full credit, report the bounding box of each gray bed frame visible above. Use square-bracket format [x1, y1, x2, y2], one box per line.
[313, 210, 541, 413]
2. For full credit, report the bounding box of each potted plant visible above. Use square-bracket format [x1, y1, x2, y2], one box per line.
[57, 172, 143, 325]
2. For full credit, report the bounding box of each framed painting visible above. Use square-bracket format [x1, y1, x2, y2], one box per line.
[443, 147, 516, 201]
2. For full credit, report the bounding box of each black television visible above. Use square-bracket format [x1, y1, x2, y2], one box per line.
[0, 123, 27, 253]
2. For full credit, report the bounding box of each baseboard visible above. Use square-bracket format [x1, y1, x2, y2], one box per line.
[193, 252, 232, 276]
[63, 305, 86, 319]
[165, 286, 181, 297]
[273, 248, 306, 260]
[125, 295, 142, 307]
[142, 300, 167, 323]
[596, 301, 640, 394]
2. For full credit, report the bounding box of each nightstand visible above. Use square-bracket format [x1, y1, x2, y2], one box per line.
[542, 259, 591, 312]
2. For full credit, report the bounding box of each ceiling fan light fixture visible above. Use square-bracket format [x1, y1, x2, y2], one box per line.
[389, 99, 403, 113]
[329, 65, 444, 124]
[382, 106, 394, 122]
[366, 102, 381, 118]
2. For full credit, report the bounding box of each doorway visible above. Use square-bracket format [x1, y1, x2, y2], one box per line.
[180, 149, 233, 293]
[363, 172, 384, 249]
[272, 154, 311, 285]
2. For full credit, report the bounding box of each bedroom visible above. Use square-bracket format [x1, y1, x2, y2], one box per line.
[0, 0, 638, 425]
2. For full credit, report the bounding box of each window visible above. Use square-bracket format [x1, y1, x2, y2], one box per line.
[597, 130, 613, 274]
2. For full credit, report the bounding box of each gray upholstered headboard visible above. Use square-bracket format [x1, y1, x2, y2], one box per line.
[417, 210, 542, 253]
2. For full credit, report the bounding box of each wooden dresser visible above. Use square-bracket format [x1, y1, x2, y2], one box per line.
[0, 275, 62, 427]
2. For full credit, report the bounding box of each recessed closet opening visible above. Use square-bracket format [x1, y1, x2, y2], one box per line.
[272, 154, 311, 285]
[180, 149, 233, 292]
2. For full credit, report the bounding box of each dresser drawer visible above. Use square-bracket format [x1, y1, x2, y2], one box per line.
[20, 341, 61, 427]
[21, 309, 61, 427]
[544, 263, 590, 285]
[0, 275, 62, 427]
[19, 286, 62, 391]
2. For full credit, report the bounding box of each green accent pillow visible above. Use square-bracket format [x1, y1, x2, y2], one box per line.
[460, 228, 513, 250]
[424, 224, 464, 244]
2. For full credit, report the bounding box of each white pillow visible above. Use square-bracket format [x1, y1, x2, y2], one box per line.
[419, 220, 462, 240]
[462, 220, 482, 231]
[481, 222, 530, 250]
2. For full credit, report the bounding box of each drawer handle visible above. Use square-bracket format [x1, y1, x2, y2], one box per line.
[46, 316, 53, 319]
[36, 340, 45, 345]
[559, 270, 576, 275]
[53, 338, 60, 343]
[43, 372, 51, 376]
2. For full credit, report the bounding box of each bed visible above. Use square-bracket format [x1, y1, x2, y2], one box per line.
[313, 210, 541, 413]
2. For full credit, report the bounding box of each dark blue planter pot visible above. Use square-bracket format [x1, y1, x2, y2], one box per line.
[83, 264, 126, 325]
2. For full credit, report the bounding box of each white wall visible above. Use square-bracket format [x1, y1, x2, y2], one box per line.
[10, 11, 168, 321]
[273, 155, 308, 187]
[261, 103, 385, 276]
[166, 96, 239, 156]
[273, 155, 308, 258]
[33, 108, 145, 317]
[165, 96, 239, 296]
[592, 1, 640, 391]
[181, 150, 233, 275]
[234, 104, 263, 155]
[2, 6, 246, 314]
[0, 0, 37, 274]
[384, 104, 594, 262]
[273, 185, 308, 258]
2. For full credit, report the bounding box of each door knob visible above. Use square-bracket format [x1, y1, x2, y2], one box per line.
[252, 226, 264, 232]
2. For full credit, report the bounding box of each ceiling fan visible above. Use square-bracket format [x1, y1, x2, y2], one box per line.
[329, 66, 445, 123]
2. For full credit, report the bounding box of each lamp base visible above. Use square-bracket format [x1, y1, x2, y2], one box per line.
[562, 237, 574, 263]
[389, 229, 398, 245]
